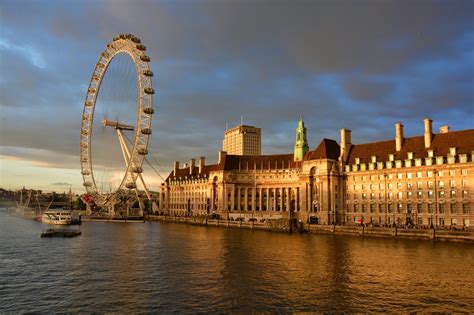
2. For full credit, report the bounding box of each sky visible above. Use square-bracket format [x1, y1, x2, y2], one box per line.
[0, 0, 473, 193]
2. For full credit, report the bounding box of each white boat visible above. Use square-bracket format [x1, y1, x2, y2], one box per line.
[42, 210, 72, 225]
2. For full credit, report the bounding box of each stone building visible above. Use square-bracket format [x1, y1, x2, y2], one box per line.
[160, 117, 473, 229]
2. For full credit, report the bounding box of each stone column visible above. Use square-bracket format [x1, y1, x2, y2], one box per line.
[279, 188, 284, 211]
[237, 187, 241, 211]
[273, 188, 277, 211]
[266, 188, 270, 211]
[252, 187, 256, 211]
[286, 187, 291, 211]
[244, 188, 249, 211]
[231, 187, 235, 211]
[259, 188, 263, 211]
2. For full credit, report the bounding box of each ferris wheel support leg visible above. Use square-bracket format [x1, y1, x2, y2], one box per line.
[116, 129, 156, 209]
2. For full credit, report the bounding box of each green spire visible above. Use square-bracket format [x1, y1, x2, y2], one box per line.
[294, 115, 309, 161]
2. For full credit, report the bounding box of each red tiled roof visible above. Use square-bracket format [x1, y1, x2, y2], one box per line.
[345, 129, 474, 164]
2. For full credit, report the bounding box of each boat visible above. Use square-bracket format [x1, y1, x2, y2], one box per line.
[42, 210, 73, 225]
[40, 228, 81, 238]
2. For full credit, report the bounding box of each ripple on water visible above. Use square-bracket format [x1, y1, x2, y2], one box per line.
[0, 213, 473, 313]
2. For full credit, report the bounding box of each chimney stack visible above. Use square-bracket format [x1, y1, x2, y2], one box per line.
[340, 128, 352, 163]
[424, 118, 433, 148]
[218, 151, 227, 164]
[189, 159, 195, 175]
[199, 156, 205, 174]
[439, 125, 449, 133]
[173, 161, 179, 177]
[395, 122, 404, 152]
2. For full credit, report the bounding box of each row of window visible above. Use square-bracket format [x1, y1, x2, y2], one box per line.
[352, 169, 468, 182]
[349, 190, 469, 200]
[347, 203, 470, 214]
[350, 179, 469, 191]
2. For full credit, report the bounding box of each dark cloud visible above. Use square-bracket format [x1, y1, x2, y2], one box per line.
[1, 0, 473, 189]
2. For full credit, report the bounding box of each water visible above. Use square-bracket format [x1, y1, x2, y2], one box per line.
[1, 211, 473, 313]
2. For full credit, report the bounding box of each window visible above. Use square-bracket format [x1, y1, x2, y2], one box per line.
[449, 170, 455, 176]
[417, 191, 422, 198]
[362, 175, 366, 181]
[379, 183, 384, 190]
[450, 180, 456, 188]
[397, 182, 402, 189]
[417, 182, 423, 189]
[407, 203, 413, 214]
[397, 203, 403, 213]
[438, 171, 444, 177]
[398, 192, 403, 200]
[370, 204, 375, 213]
[461, 169, 467, 176]
[388, 183, 393, 190]
[362, 204, 366, 213]
[439, 191, 445, 198]
[379, 204, 384, 213]
[379, 174, 384, 180]
[388, 192, 393, 199]
[463, 203, 469, 215]
[462, 180, 468, 188]
[439, 203, 444, 214]
[463, 190, 468, 198]
[428, 203, 434, 214]
[438, 181, 444, 189]
[397, 173, 403, 179]
[370, 193, 375, 200]
[369, 184, 374, 190]
[428, 171, 433, 178]
[417, 203, 422, 213]
[354, 204, 358, 212]
[450, 203, 456, 214]
[428, 181, 433, 189]
[417, 172, 422, 178]
[388, 204, 393, 213]
[407, 183, 413, 190]
[450, 190, 456, 198]
[428, 190, 434, 198]
[407, 173, 413, 179]
[388, 174, 393, 180]
[362, 193, 367, 200]
[407, 191, 413, 198]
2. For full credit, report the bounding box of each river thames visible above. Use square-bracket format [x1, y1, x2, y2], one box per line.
[0, 211, 473, 313]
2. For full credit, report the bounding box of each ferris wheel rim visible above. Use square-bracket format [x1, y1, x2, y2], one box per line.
[79, 33, 154, 200]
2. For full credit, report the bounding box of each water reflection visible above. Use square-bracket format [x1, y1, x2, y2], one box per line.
[0, 213, 473, 313]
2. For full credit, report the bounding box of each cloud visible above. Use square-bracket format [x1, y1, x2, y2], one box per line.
[51, 182, 72, 186]
[0, 0, 473, 191]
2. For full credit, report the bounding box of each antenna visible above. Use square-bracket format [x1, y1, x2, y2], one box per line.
[241, 115, 243, 126]
[225, 122, 228, 131]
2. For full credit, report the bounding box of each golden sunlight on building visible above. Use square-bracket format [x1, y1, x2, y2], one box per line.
[160, 117, 474, 230]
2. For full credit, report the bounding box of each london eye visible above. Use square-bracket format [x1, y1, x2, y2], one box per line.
[79, 33, 156, 217]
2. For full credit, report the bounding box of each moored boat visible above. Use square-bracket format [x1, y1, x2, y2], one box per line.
[42, 210, 72, 225]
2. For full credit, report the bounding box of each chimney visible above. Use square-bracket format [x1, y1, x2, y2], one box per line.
[439, 125, 449, 133]
[340, 128, 352, 163]
[199, 156, 205, 174]
[173, 161, 179, 177]
[424, 118, 432, 148]
[218, 151, 227, 164]
[395, 122, 404, 152]
[189, 159, 195, 175]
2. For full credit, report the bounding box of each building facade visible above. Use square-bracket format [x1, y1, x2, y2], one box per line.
[222, 124, 261, 156]
[160, 118, 474, 229]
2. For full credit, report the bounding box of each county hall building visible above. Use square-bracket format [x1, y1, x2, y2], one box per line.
[160, 117, 474, 229]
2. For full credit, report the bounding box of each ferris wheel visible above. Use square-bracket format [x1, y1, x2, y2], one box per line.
[79, 33, 156, 214]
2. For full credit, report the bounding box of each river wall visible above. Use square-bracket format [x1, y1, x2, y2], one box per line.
[147, 215, 474, 243]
